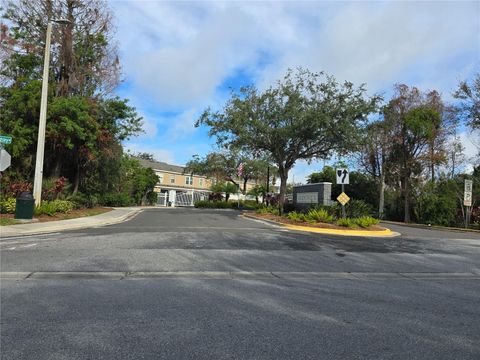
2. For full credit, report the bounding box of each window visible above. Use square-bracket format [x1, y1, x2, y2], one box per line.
[185, 176, 193, 185]
[199, 178, 203, 187]
[170, 175, 175, 184]
[157, 173, 164, 183]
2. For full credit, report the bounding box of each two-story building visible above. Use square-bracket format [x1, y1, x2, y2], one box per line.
[137, 158, 212, 206]
[137, 158, 266, 206]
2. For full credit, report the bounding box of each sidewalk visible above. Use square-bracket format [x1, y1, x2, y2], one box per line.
[0, 207, 143, 238]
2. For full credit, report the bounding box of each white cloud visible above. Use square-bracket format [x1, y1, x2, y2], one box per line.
[113, 1, 478, 111]
[459, 130, 480, 173]
[124, 143, 175, 164]
[131, 110, 158, 139]
[112, 1, 479, 166]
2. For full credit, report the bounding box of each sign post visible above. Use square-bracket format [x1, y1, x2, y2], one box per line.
[464, 179, 473, 228]
[336, 168, 350, 218]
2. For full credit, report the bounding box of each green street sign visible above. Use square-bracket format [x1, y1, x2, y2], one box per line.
[0, 135, 12, 145]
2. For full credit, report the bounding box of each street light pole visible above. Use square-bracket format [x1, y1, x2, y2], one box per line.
[32, 19, 70, 206]
[33, 22, 53, 207]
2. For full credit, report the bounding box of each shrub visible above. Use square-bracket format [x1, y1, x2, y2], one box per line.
[146, 191, 158, 205]
[0, 198, 16, 214]
[42, 177, 69, 201]
[255, 206, 280, 215]
[34, 200, 75, 216]
[194, 200, 212, 208]
[51, 200, 74, 213]
[101, 193, 135, 207]
[8, 182, 32, 197]
[68, 193, 99, 209]
[413, 182, 457, 226]
[194, 200, 233, 209]
[305, 209, 334, 223]
[35, 202, 56, 216]
[283, 203, 296, 213]
[337, 218, 357, 228]
[231, 200, 264, 210]
[287, 211, 307, 222]
[354, 216, 379, 228]
[332, 199, 373, 218]
[209, 192, 223, 202]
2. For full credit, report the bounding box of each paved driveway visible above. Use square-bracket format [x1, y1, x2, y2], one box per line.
[1, 208, 479, 359]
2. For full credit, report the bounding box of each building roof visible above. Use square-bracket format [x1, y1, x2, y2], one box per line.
[136, 158, 186, 174]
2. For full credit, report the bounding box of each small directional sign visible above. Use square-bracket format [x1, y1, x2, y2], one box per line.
[0, 149, 11, 171]
[336, 168, 349, 185]
[464, 179, 473, 207]
[0, 135, 12, 145]
[337, 192, 350, 206]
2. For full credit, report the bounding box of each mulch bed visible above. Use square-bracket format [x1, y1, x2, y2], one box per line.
[0, 207, 113, 223]
[247, 212, 385, 231]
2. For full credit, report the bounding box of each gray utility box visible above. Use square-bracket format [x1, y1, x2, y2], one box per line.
[292, 182, 332, 210]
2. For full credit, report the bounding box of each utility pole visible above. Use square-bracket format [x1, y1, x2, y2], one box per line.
[32, 19, 71, 206]
[33, 23, 53, 206]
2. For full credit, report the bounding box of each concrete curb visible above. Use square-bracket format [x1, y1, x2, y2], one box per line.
[380, 220, 480, 234]
[243, 213, 399, 237]
[0, 208, 143, 238]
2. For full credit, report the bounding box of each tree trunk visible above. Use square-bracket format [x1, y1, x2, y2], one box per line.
[403, 177, 410, 223]
[243, 178, 248, 194]
[378, 176, 385, 219]
[73, 163, 80, 195]
[52, 159, 62, 178]
[278, 170, 288, 215]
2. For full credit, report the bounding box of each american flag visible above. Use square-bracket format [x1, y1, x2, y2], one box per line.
[237, 163, 244, 177]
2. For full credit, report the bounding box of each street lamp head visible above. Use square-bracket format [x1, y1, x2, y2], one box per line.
[52, 19, 71, 25]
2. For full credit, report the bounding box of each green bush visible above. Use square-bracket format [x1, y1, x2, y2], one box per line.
[305, 209, 334, 223]
[194, 200, 210, 208]
[336, 218, 357, 228]
[68, 193, 99, 209]
[283, 203, 296, 213]
[53, 200, 74, 213]
[333, 199, 373, 218]
[231, 200, 264, 210]
[287, 211, 307, 222]
[255, 206, 280, 215]
[414, 182, 457, 226]
[34, 200, 75, 216]
[0, 198, 16, 214]
[146, 191, 158, 205]
[194, 200, 233, 209]
[101, 193, 135, 207]
[354, 216, 379, 228]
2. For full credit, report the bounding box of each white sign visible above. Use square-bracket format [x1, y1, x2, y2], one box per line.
[464, 180, 473, 207]
[296, 192, 318, 204]
[0, 149, 11, 171]
[336, 168, 349, 185]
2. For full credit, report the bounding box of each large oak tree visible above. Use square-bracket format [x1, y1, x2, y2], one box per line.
[197, 68, 380, 212]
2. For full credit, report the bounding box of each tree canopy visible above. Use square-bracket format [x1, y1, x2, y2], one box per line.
[197, 68, 380, 212]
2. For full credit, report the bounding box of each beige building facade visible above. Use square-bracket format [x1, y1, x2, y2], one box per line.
[138, 158, 261, 205]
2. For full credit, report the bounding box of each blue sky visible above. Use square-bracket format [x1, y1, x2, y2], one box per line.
[110, 0, 479, 182]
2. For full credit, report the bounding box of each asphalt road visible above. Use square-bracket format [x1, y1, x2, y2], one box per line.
[1, 208, 480, 359]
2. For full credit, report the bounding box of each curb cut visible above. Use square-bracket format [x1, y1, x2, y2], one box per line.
[243, 213, 399, 237]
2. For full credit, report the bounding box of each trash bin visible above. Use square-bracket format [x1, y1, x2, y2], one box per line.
[14, 192, 35, 220]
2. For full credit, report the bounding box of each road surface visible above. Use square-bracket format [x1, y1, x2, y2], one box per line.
[1, 208, 479, 359]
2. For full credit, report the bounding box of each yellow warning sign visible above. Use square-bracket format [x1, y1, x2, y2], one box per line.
[337, 192, 350, 206]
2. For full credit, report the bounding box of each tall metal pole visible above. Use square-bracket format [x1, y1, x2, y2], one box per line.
[341, 183, 346, 219]
[33, 22, 53, 207]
